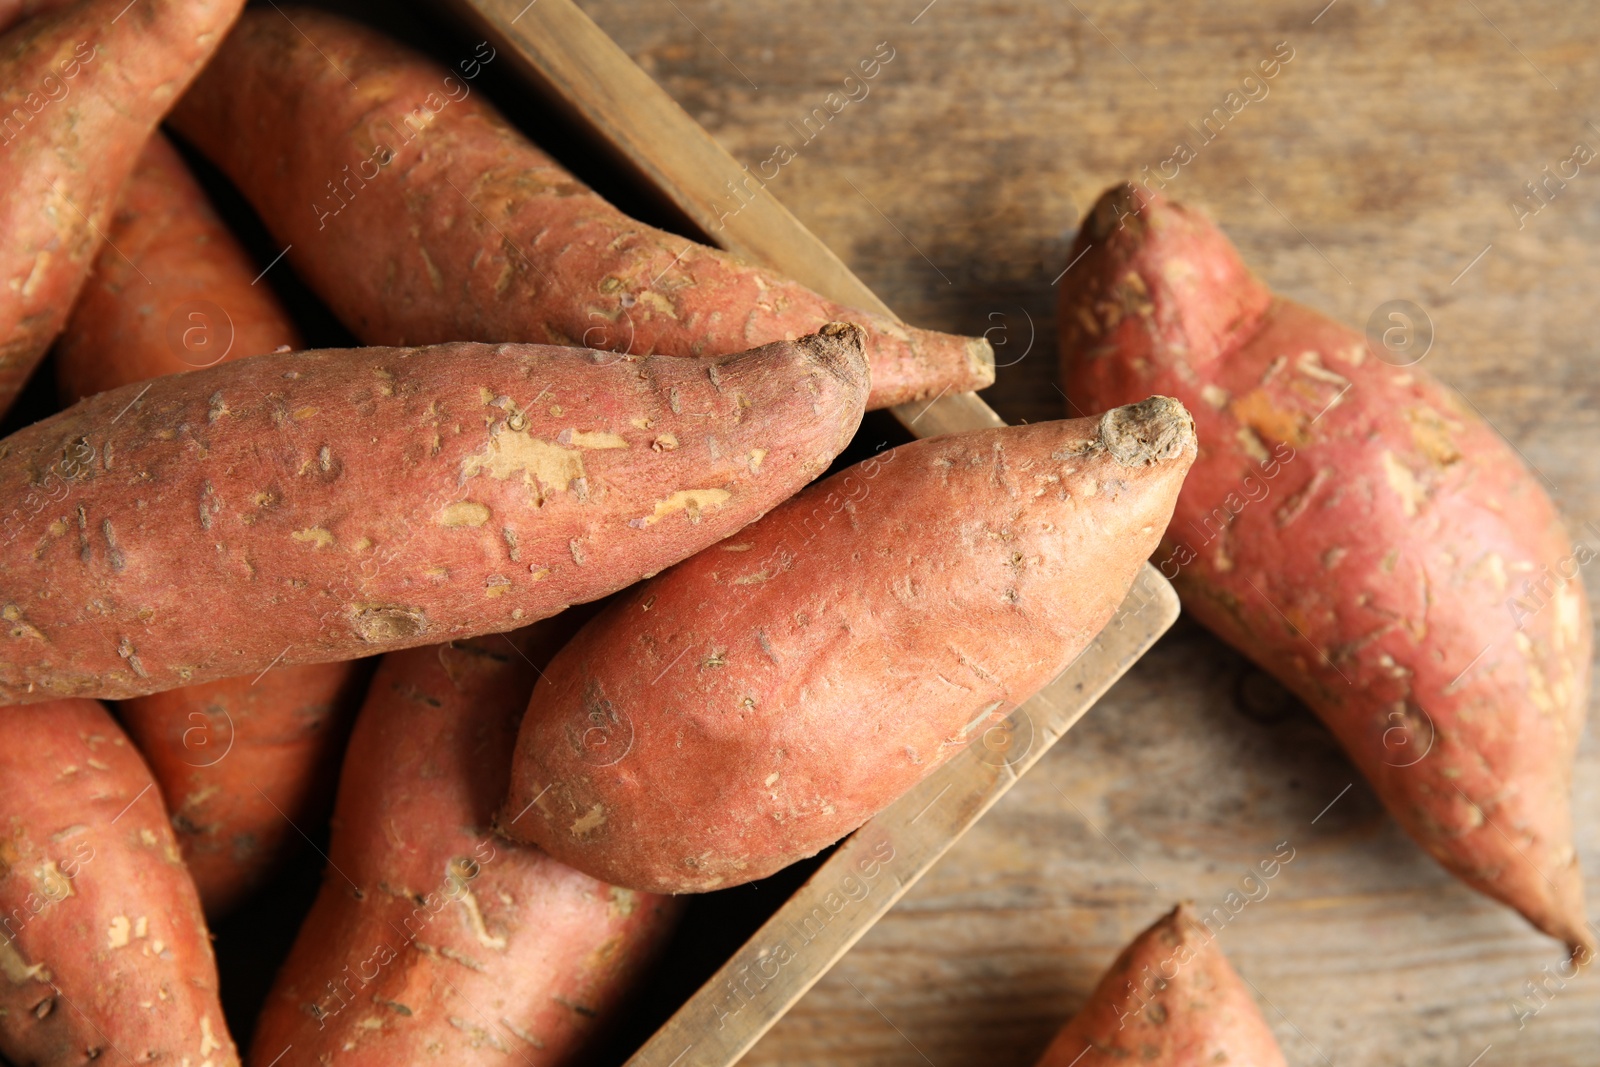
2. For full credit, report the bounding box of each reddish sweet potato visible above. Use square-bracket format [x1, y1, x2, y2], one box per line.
[56, 131, 302, 403]
[166, 7, 993, 413]
[1032, 904, 1285, 1067]
[504, 399, 1195, 893]
[0, 0, 247, 420]
[250, 616, 679, 1067]
[1060, 185, 1594, 953]
[0, 325, 868, 705]
[0, 697, 240, 1066]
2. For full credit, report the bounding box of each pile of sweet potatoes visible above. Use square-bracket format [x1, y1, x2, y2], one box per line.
[0, 1, 1590, 1064]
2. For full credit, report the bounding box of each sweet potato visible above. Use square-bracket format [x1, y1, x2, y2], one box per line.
[1032, 904, 1285, 1067]
[1059, 184, 1594, 953]
[0, 324, 868, 705]
[0, 697, 240, 1066]
[119, 663, 366, 917]
[504, 399, 1196, 893]
[250, 616, 679, 1066]
[49, 130, 362, 915]
[56, 131, 302, 403]
[166, 7, 993, 413]
[0, 0, 247, 420]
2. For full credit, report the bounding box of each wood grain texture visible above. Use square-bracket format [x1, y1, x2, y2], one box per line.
[573, 1, 1600, 1063]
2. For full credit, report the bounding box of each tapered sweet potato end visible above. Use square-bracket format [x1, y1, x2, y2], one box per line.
[1476, 833, 1593, 959]
[1060, 184, 1274, 401]
[1540, 864, 1596, 961]
[1034, 903, 1285, 1067]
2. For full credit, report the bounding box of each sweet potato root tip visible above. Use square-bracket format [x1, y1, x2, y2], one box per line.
[1060, 183, 1593, 951]
[1098, 395, 1194, 466]
[798, 320, 869, 385]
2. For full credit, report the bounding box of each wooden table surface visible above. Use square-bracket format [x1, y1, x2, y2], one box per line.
[574, 1, 1600, 1064]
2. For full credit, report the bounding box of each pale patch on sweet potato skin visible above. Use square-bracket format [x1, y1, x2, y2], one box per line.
[504, 405, 1195, 893]
[0, 697, 240, 1066]
[0, 0, 248, 420]
[1032, 904, 1286, 1067]
[166, 7, 993, 412]
[250, 616, 679, 1067]
[0, 331, 867, 704]
[1060, 184, 1594, 953]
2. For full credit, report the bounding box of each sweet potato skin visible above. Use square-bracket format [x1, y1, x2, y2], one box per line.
[166, 7, 993, 412]
[1033, 904, 1285, 1067]
[0, 329, 868, 704]
[0, 0, 74, 36]
[0, 697, 240, 1066]
[56, 131, 302, 403]
[1060, 185, 1593, 952]
[505, 401, 1195, 893]
[0, 0, 247, 420]
[250, 617, 679, 1067]
[119, 662, 366, 917]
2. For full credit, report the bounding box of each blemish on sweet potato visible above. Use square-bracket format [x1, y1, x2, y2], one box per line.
[351, 605, 427, 643]
[628, 488, 731, 528]
[439, 501, 492, 527]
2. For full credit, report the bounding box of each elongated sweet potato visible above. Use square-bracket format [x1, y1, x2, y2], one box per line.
[166, 7, 992, 413]
[56, 131, 301, 403]
[1060, 185, 1594, 953]
[0, 697, 240, 1066]
[0, 325, 868, 705]
[504, 399, 1195, 893]
[251, 615, 678, 1066]
[51, 129, 362, 915]
[1032, 904, 1285, 1067]
[0, 0, 246, 420]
